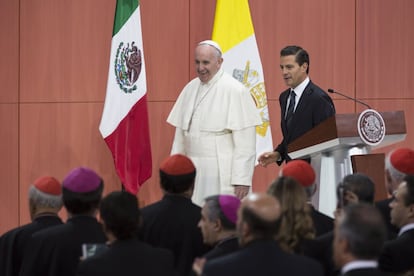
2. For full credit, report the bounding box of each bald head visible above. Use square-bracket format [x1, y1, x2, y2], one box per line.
[237, 193, 281, 246]
[242, 193, 281, 221]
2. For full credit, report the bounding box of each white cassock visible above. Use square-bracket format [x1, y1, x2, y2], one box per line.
[167, 69, 261, 206]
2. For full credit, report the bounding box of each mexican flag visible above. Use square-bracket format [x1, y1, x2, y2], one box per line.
[212, 0, 273, 160]
[99, 0, 152, 194]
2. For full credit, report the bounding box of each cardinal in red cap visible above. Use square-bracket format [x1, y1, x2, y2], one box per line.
[29, 176, 63, 220]
[385, 147, 414, 195]
[139, 154, 208, 275]
[0, 176, 64, 276]
[376, 147, 414, 240]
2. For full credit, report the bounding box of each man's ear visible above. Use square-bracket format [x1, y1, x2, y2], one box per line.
[301, 62, 308, 72]
[408, 204, 414, 218]
[213, 218, 222, 232]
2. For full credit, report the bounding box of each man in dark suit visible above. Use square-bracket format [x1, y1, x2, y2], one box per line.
[19, 167, 107, 276]
[201, 193, 323, 276]
[375, 147, 414, 240]
[139, 154, 208, 276]
[76, 191, 174, 276]
[0, 176, 63, 276]
[280, 159, 334, 237]
[314, 173, 377, 276]
[334, 203, 389, 276]
[258, 45, 335, 166]
[379, 175, 414, 274]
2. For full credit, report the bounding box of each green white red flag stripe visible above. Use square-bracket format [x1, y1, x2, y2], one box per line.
[99, 0, 151, 194]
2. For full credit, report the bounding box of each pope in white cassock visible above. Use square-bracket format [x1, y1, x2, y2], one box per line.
[167, 40, 261, 206]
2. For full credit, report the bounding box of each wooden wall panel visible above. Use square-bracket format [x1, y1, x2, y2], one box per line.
[143, 0, 191, 101]
[18, 102, 121, 224]
[369, 99, 414, 155]
[356, 0, 414, 99]
[0, 104, 19, 234]
[0, 0, 19, 103]
[188, 0, 216, 81]
[20, 0, 114, 102]
[250, 0, 356, 102]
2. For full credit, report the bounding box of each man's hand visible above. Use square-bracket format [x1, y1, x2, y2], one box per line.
[257, 151, 280, 167]
[192, 257, 207, 276]
[234, 185, 249, 199]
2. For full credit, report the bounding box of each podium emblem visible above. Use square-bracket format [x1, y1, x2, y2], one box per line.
[357, 109, 386, 146]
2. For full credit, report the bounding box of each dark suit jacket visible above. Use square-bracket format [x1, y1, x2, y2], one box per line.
[310, 205, 334, 237]
[203, 236, 239, 260]
[0, 215, 62, 276]
[76, 238, 175, 276]
[202, 239, 323, 276]
[139, 195, 208, 276]
[375, 198, 399, 240]
[379, 228, 414, 273]
[342, 267, 393, 276]
[312, 231, 338, 276]
[275, 81, 335, 163]
[19, 215, 106, 276]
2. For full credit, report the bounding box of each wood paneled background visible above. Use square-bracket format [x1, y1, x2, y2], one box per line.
[1, 0, 413, 234]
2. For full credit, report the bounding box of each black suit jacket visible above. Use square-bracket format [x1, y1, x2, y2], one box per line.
[310, 205, 334, 237]
[139, 195, 207, 276]
[19, 215, 106, 276]
[375, 198, 399, 240]
[202, 239, 323, 276]
[203, 236, 239, 260]
[0, 215, 62, 276]
[276, 81, 335, 163]
[76, 238, 175, 276]
[379, 228, 414, 273]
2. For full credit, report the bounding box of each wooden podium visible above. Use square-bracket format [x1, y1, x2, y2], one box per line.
[287, 110, 406, 217]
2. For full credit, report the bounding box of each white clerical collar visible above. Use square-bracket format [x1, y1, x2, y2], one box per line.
[398, 223, 414, 236]
[341, 260, 378, 274]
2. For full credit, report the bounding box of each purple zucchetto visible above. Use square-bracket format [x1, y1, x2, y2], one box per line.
[219, 195, 241, 224]
[62, 167, 102, 193]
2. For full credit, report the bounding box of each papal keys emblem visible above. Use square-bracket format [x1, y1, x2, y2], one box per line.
[114, 41, 142, 93]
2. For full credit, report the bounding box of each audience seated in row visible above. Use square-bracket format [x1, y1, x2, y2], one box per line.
[19, 167, 107, 276]
[76, 191, 174, 276]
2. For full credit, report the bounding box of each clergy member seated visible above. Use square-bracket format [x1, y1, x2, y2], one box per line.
[138, 154, 208, 276]
[0, 176, 63, 276]
[198, 195, 240, 259]
[19, 167, 107, 276]
[76, 191, 175, 276]
[201, 193, 323, 276]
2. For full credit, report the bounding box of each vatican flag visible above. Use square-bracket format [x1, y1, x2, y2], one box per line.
[212, 0, 273, 161]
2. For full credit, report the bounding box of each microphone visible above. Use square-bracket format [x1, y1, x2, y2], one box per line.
[327, 88, 371, 109]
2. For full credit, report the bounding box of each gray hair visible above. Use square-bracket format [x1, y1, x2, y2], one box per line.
[385, 151, 407, 183]
[29, 185, 63, 210]
[338, 203, 386, 259]
[204, 195, 236, 230]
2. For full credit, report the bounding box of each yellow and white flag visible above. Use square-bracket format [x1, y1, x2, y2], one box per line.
[212, 0, 273, 160]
